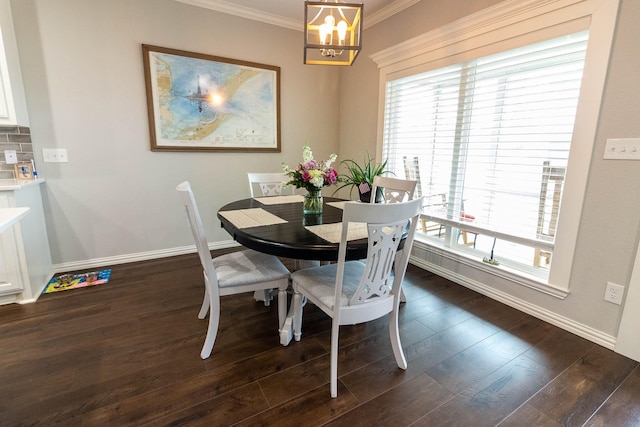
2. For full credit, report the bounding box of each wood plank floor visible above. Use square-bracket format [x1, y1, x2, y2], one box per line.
[1, 250, 639, 426]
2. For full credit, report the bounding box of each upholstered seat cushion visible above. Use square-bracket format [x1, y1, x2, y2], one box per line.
[213, 249, 290, 288]
[291, 261, 370, 309]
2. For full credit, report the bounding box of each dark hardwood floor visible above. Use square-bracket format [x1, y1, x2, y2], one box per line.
[1, 250, 639, 426]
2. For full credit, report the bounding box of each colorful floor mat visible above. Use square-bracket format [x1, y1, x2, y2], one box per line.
[42, 269, 112, 294]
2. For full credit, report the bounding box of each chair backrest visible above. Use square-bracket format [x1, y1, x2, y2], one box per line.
[536, 161, 565, 240]
[403, 156, 423, 198]
[424, 192, 448, 212]
[370, 175, 417, 204]
[176, 181, 219, 299]
[248, 172, 289, 197]
[337, 197, 423, 308]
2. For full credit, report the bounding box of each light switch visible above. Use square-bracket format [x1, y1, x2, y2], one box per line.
[4, 150, 17, 164]
[42, 148, 68, 163]
[603, 138, 640, 160]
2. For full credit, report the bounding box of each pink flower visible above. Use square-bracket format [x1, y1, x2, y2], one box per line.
[325, 168, 337, 184]
[302, 171, 312, 182]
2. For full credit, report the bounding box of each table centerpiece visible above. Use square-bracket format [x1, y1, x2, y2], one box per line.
[282, 144, 338, 215]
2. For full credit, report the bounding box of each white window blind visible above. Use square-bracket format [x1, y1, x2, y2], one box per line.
[382, 31, 589, 272]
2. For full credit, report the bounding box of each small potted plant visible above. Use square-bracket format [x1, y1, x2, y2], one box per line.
[334, 153, 392, 202]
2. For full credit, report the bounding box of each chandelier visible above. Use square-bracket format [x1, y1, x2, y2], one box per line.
[304, 1, 363, 66]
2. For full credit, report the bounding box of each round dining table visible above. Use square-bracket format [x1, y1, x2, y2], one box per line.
[217, 196, 369, 261]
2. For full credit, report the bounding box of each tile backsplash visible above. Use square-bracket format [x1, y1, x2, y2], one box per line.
[0, 125, 34, 179]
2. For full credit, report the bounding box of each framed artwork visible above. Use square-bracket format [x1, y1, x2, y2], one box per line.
[142, 44, 281, 152]
[14, 162, 34, 181]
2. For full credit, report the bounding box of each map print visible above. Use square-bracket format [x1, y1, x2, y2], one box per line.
[150, 52, 277, 148]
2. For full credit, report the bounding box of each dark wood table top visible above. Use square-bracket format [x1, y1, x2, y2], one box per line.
[217, 196, 368, 261]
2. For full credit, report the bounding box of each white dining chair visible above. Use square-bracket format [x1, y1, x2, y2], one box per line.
[291, 197, 423, 397]
[247, 172, 290, 197]
[247, 171, 293, 304]
[370, 175, 417, 304]
[176, 181, 290, 359]
[370, 175, 417, 204]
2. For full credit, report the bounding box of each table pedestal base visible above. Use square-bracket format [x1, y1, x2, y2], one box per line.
[280, 260, 317, 346]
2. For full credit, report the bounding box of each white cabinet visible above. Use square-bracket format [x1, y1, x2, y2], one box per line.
[0, 179, 52, 303]
[0, 0, 29, 126]
[0, 206, 29, 300]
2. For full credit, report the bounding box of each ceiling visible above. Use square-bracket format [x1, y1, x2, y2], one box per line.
[175, 0, 421, 30]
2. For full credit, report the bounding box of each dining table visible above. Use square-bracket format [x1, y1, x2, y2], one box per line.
[217, 194, 371, 345]
[217, 195, 370, 261]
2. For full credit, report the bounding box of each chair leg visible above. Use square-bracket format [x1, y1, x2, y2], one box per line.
[399, 288, 407, 303]
[330, 320, 340, 398]
[198, 287, 210, 319]
[293, 291, 303, 342]
[253, 289, 273, 306]
[278, 287, 287, 331]
[389, 304, 407, 370]
[200, 300, 220, 359]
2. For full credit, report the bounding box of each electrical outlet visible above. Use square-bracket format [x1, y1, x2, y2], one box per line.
[4, 150, 17, 164]
[604, 282, 625, 305]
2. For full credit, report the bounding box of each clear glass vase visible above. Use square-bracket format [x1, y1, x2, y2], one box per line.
[303, 188, 323, 215]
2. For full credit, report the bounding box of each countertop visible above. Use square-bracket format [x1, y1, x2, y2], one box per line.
[0, 179, 45, 191]
[0, 207, 30, 233]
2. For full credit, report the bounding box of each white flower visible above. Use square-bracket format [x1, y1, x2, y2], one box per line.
[303, 145, 313, 162]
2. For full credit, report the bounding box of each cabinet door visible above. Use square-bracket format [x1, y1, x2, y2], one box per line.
[0, 224, 25, 301]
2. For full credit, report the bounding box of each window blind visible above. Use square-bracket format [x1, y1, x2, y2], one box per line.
[382, 31, 589, 267]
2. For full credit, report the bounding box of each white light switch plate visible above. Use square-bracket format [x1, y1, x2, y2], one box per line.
[4, 150, 17, 164]
[42, 148, 68, 163]
[603, 138, 640, 160]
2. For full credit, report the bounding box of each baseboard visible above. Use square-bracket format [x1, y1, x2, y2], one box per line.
[409, 255, 617, 350]
[51, 240, 241, 273]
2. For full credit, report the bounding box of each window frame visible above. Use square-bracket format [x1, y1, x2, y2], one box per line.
[371, 0, 620, 294]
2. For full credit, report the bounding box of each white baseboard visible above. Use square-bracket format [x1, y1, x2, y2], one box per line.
[409, 255, 617, 350]
[51, 240, 241, 273]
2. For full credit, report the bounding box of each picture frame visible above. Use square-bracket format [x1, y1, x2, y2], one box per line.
[14, 162, 34, 181]
[142, 44, 281, 152]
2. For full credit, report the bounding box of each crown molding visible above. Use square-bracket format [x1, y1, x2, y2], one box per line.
[366, 0, 420, 27]
[370, 0, 600, 69]
[175, 0, 300, 30]
[175, 0, 420, 31]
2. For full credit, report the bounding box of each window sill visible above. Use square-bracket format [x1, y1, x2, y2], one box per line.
[412, 238, 569, 300]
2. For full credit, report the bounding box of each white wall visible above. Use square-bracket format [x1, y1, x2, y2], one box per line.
[340, 0, 640, 343]
[616, 240, 640, 360]
[10, 0, 342, 264]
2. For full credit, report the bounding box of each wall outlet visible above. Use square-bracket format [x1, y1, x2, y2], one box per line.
[4, 150, 17, 164]
[604, 282, 625, 305]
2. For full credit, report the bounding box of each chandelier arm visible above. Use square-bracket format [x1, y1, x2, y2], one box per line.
[337, 8, 350, 24]
[308, 6, 327, 25]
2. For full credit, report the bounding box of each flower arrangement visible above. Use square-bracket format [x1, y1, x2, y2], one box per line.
[282, 144, 338, 192]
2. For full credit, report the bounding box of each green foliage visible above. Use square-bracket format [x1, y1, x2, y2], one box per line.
[333, 153, 392, 198]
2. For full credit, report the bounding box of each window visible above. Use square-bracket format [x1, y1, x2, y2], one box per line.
[382, 31, 589, 280]
[372, 0, 619, 296]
